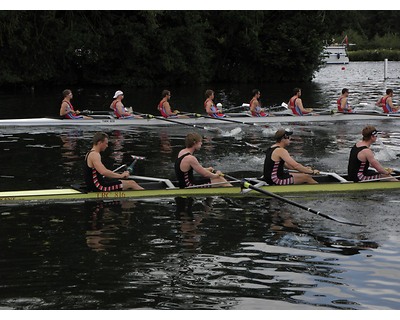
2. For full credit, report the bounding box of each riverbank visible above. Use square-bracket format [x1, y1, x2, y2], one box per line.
[349, 49, 400, 61]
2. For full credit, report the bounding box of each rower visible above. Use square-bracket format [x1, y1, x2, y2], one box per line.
[249, 89, 269, 117]
[175, 132, 232, 188]
[288, 88, 313, 116]
[110, 90, 143, 119]
[347, 125, 397, 182]
[263, 128, 319, 185]
[158, 90, 189, 118]
[59, 89, 92, 119]
[375, 89, 400, 113]
[84, 132, 144, 191]
[204, 89, 226, 118]
[337, 88, 353, 113]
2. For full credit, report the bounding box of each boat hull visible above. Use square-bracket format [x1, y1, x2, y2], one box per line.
[1, 179, 400, 205]
[0, 112, 399, 128]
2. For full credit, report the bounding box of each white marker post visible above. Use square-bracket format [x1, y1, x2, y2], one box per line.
[384, 58, 388, 80]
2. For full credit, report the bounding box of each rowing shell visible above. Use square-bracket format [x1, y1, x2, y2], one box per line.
[0, 112, 399, 128]
[1, 174, 400, 205]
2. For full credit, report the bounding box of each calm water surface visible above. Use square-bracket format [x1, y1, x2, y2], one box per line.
[1, 62, 400, 310]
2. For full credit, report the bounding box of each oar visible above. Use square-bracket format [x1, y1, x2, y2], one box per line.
[223, 103, 251, 113]
[221, 172, 363, 226]
[232, 177, 363, 226]
[81, 110, 115, 116]
[133, 112, 222, 133]
[126, 155, 146, 174]
[196, 114, 264, 127]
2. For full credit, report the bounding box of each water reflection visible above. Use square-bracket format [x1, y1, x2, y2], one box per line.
[84, 200, 136, 252]
[174, 197, 213, 252]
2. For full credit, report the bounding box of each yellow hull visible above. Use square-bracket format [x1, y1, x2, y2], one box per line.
[1, 180, 400, 204]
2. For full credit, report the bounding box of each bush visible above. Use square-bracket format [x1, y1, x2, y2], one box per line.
[349, 49, 400, 61]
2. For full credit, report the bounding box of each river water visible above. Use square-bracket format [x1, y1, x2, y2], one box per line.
[1, 62, 400, 311]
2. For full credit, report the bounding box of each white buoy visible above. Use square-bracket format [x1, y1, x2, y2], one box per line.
[384, 58, 388, 80]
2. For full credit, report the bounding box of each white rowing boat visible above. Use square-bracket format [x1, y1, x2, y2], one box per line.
[0, 111, 399, 128]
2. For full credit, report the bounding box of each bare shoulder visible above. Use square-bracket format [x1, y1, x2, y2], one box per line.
[88, 150, 100, 162]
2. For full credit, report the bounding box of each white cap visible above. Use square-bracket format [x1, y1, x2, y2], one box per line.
[113, 90, 124, 98]
[216, 103, 222, 107]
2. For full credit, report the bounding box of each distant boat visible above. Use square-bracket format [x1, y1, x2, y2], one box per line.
[322, 44, 349, 64]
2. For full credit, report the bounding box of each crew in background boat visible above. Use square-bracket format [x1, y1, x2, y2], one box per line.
[288, 88, 313, 116]
[376, 89, 400, 113]
[337, 88, 353, 113]
[110, 90, 142, 119]
[175, 132, 232, 188]
[84, 132, 144, 191]
[263, 128, 319, 185]
[249, 89, 268, 117]
[204, 89, 226, 118]
[59, 89, 92, 119]
[347, 125, 397, 182]
[158, 90, 189, 118]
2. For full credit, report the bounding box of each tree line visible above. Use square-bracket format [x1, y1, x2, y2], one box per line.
[0, 10, 399, 89]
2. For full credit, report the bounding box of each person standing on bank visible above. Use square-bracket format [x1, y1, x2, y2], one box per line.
[110, 90, 142, 119]
[84, 132, 144, 191]
[347, 125, 396, 182]
[59, 89, 92, 119]
[175, 132, 232, 188]
[158, 90, 189, 118]
[263, 128, 319, 185]
[288, 88, 313, 116]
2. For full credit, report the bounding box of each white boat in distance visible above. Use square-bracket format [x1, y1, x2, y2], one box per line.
[322, 44, 349, 64]
[0, 110, 399, 128]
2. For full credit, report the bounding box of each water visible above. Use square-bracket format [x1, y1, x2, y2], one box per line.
[1, 62, 400, 310]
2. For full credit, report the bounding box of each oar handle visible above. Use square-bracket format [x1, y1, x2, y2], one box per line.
[131, 155, 146, 160]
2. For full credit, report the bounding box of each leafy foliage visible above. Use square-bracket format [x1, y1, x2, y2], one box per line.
[2, 10, 398, 87]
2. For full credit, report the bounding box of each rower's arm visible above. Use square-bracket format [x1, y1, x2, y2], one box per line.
[365, 150, 389, 175]
[91, 153, 126, 179]
[163, 102, 176, 115]
[205, 101, 212, 114]
[117, 102, 130, 116]
[60, 102, 69, 116]
[190, 157, 220, 179]
[280, 149, 314, 174]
